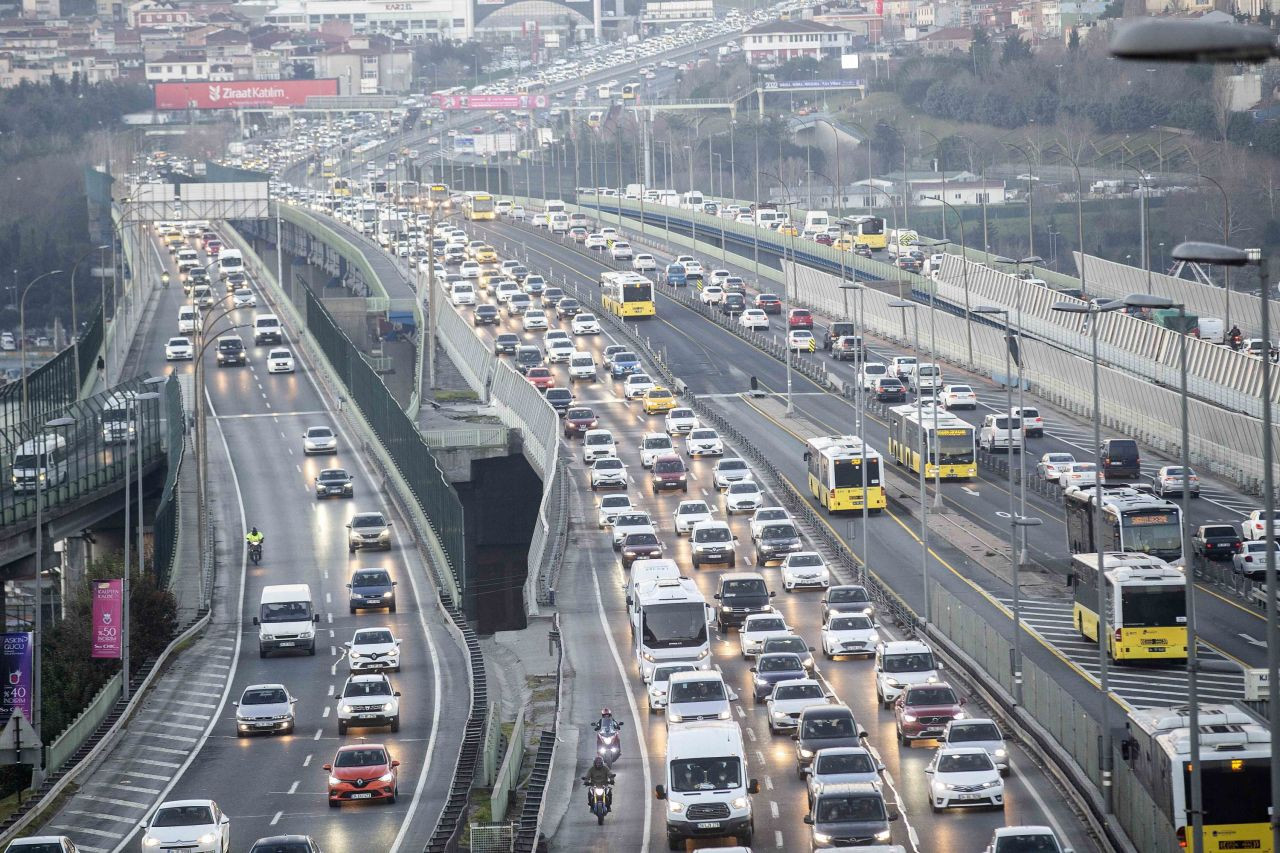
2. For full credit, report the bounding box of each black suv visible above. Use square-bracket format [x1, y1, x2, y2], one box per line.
[713, 573, 776, 631]
[514, 346, 542, 374]
[754, 522, 801, 566]
[823, 321, 856, 351]
[216, 336, 246, 367]
[473, 304, 499, 326]
[494, 333, 519, 355]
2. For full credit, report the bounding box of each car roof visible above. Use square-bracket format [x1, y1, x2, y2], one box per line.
[880, 640, 931, 653]
[157, 798, 217, 808]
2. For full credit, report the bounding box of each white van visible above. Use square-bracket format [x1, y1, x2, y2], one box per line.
[253, 314, 282, 346]
[681, 191, 705, 210]
[755, 209, 783, 229]
[253, 584, 318, 657]
[802, 210, 830, 237]
[544, 199, 566, 215]
[12, 434, 68, 494]
[979, 412, 1023, 453]
[0, 331, 14, 351]
[218, 248, 244, 278]
[178, 306, 200, 335]
[656, 721, 759, 848]
[568, 351, 596, 382]
[904, 362, 943, 392]
[1199, 316, 1225, 344]
[549, 212, 570, 234]
[450, 282, 476, 306]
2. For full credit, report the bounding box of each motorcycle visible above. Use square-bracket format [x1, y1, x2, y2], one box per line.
[248, 541, 263, 565]
[584, 781, 613, 825]
[593, 719, 623, 766]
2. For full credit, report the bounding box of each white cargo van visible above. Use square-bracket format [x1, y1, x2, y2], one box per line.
[218, 248, 244, 278]
[568, 351, 596, 382]
[178, 306, 200, 335]
[802, 210, 830, 237]
[253, 313, 282, 346]
[253, 584, 318, 657]
[549, 212, 570, 234]
[681, 191, 705, 210]
[904, 362, 943, 392]
[1199, 316, 1224, 344]
[979, 412, 1023, 453]
[544, 200, 566, 215]
[755, 209, 783, 229]
[656, 721, 759, 848]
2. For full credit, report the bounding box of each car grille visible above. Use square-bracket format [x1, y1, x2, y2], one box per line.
[918, 715, 952, 725]
[831, 835, 878, 846]
[685, 803, 731, 821]
[273, 633, 300, 640]
[352, 703, 385, 713]
[949, 783, 989, 793]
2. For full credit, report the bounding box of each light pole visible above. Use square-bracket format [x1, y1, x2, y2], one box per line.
[1120, 160, 1153, 292]
[841, 281, 870, 573]
[1012, 254, 1043, 567]
[1053, 295, 1124, 812]
[889, 299, 932, 626]
[33, 415, 74, 781]
[877, 122, 910, 229]
[1197, 173, 1233, 331]
[919, 129, 945, 241]
[763, 168, 798, 415]
[18, 270, 65, 423]
[126, 385, 162, 700]
[813, 118, 844, 219]
[1004, 142, 1036, 259]
[1051, 144, 1088, 302]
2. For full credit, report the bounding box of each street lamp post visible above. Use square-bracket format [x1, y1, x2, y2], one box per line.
[1197, 174, 1233, 331]
[1004, 142, 1035, 259]
[1053, 295, 1125, 812]
[18, 270, 65, 423]
[841, 282, 870, 572]
[919, 129, 945, 241]
[34, 415, 74, 782]
[889, 299, 932, 626]
[1013, 255, 1043, 567]
[126, 385, 163, 700]
[763, 169, 798, 415]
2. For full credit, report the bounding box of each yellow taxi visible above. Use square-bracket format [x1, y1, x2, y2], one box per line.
[776, 223, 799, 237]
[474, 246, 499, 264]
[642, 386, 677, 415]
[478, 271, 502, 291]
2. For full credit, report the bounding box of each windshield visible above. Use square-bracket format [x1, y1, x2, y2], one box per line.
[747, 617, 786, 633]
[645, 437, 671, 448]
[355, 630, 394, 645]
[728, 483, 758, 495]
[1120, 586, 1185, 627]
[586, 434, 613, 446]
[261, 601, 312, 623]
[669, 679, 727, 703]
[764, 637, 807, 654]
[816, 751, 875, 775]
[833, 458, 881, 488]
[670, 757, 742, 792]
[938, 752, 994, 773]
[695, 527, 731, 543]
[934, 430, 975, 464]
[720, 460, 747, 471]
[678, 503, 708, 515]
[601, 497, 630, 509]
[883, 652, 936, 673]
[1120, 512, 1182, 556]
[817, 795, 885, 823]
[801, 715, 856, 739]
[994, 836, 1062, 853]
[596, 459, 623, 470]
[788, 554, 824, 567]
[830, 616, 873, 631]
[343, 679, 392, 697]
[352, 516, 385, 529]
[830, 587, 870, 604]
[153, 805, 214, 827]
[950, 723, 1002, 742]
[1196, 758, 1270, 827]
[722, 579, 767, 599]
[242, 687, 288, 704]
[615, 514, 648, 526]
[690, 430, 718, 440]
[626, 533, 660, 547]
[761, 524, 797, 540]
[352, 570, 391, 587]
[641, 602, 707, 649]
[655, 460, 684, 474]
[307, 428, 333, 438]
[12, 454, 42, 469]
[335, 748, 388, 768]
[774, 683, 823, 701]
[907, 687, 958, 706]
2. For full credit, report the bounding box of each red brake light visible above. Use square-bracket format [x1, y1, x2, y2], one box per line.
[1176, 827, 1187, 848]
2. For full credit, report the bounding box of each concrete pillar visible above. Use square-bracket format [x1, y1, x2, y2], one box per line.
[60, 535, 89, 618]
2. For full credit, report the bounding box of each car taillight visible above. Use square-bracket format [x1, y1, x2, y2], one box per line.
[1176, 827, 1186, 848]
[1115, 628, 1123, 642]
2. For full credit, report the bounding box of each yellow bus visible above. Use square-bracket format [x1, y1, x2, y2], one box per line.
[322, 158, 338, 179]
[851, 215, 887, 250]
[1065, 486, 1183, 563]
[621, 82, 640, 100]
[1125, 704, 1271, 853]
[804, 435, 886, 513]
[1070, 553, 1186, 660]
[600, 271, 656, 318]
[331, 177, 352, 197]
[463, 192, 496, 221]
[887, 405, 976, 479]
[428, 184, 450, 205]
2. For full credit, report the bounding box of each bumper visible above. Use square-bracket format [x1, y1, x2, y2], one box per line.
[260, 637, 315, 653]
[349, 537, 391, 551]
[932, 790, 1003, 809]
[667, 814, 751, 842]
[268, 363, 294, 373]
[692, 550, 734, 566]
[340, 713, 398, 728]
[783, 573, 830, 589]
[237, 717, 294, 735]
[689, 446, 723, 456]
[652, 478, 687, 491]
[901, 724, 948, 741]
[349, 596, 394, 610]
[727, 501, 761, 514]
[304, 444, 337, 455]
[350, 656, 399, 671]
[329, 782, 396, 803]
[316, 487, 353, 499]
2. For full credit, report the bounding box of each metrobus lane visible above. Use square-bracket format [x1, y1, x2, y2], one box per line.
[447, 272, 1096, 852]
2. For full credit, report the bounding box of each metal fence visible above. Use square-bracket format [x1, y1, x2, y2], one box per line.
[150, 375, 186, 588]
[0, 307, 106, 437]
[490, 711, 526, 822]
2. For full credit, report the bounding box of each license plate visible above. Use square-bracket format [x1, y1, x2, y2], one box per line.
[277, 641, 295, 648]
[351, 793, 373, 799]
[1222, 843, 1261, 850]
[255, 722, 275, 728]
[1147, 647, 1166, 652]
[358, 713, 380, 719]
[696, 822, 721, 830]
[958, 794, 979, 800]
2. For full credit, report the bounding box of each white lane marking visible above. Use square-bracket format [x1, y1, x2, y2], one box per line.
[303, 754, 313, 767]
[313, 729, 322, 741]
[774, 830, 784, 849]
[287, 781, 299, 795]
[744, 726, 756, 742]
[590, 559, 652, 851]
[962, 486, 979, 496]
[764, 775, 773, 791]
[322, 707, 331, 718]
[769, 800, 779, 819]
[81, 794, 149, 810]
[270, 811, 282, 825]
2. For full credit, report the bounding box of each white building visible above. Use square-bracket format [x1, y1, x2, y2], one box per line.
[738, 19, 859, 67]
[265, 0, 473, 40]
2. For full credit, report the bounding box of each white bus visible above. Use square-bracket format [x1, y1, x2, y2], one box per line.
[12, 433, 68, 494]
[630, 577, 712, 680]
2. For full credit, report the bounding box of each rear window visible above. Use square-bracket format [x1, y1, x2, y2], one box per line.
[1202, 526, 1238, 537]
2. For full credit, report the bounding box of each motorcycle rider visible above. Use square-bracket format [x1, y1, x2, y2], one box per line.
[582, 756, 615, 810]
[1229, 325, 1243, 351]
[245, 527, 264, 550]
[594, 707, 618, 736]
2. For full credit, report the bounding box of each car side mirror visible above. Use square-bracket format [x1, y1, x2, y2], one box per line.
[808, 646, 815, 652]
[713, 593, 721, 600]
[859, 728, 868, 739]
[222, 816, 230, 824]
[924, 766, 935, 774]
[394, 691, 401, 697]
[314, 614, 320, 623]
[343, 641, 352, 648]
[232, 701, 239, 707]
[790, 733, 799, 740]
[820, 598, 827, 605]
[749, 667, 757, 673]
[345, 524, 352, 529]
[748, 778, 760, 795]
[769, 591, 777, 598]
[889, 809, 900, 821]
[654, 785, 667, 800]
[345, 584, 352, 589]
[803, 815, 814, 825]
[323, 763, 332, 771]
[960, 697, 967, 705]
[252, 617, 260, 626]
[392, 760, 401, 767]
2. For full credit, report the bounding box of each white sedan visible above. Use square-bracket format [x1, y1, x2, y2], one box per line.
[665, 408, 698, 434]
[940, 384, 977, 409]
[346, 626, 401, 672]
[780, 552, 831, 591]
[609, 241, 634, 260]
[1242, 510, 1280, 541]
[232, 287, 257, 308]
[788, 329, 816, 352]
[1036, 452, 1075, 481]
[686, 428, 724, 457]
[584, 232, 607, 249]
[632, 253, 657, 272]
[673, 499, 715, 535]
[821, 612, 879, 659]
[590, 457, 628, 490]
[724, 480, 763, 514]
[165, 336, 194, 360]
[765, 678, 830, 734]
[141, 800, 230, 853]
[738, 613, 792, 658]
[1058, 462, 1098, 491]
[459, 260, 481, 279]
[739, 308, 769, 331]
[622, 373, 656, 400]
[266, 348, 295, 374]
[522, 309, 549, 331]
[571, 313, 601, 334]
[926, 747, 1005, 811]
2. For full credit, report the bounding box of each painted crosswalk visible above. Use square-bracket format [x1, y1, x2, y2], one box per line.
[1001, 596, 1246, 709]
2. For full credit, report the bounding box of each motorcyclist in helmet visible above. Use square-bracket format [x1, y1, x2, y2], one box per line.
[245, 527, 264, 547]
[582, 756, 615, 809]
[594, 707, 618, 736]
[1229, 325, 1243, 351]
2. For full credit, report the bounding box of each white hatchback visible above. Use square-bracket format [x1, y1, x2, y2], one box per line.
[673, 499, 714, 534]
[597, 494, 633, 529]
[346, 626, 401, 672]
[780, 552, 831, 592]
[623, 373, 655, 400]
[522, 309, 549, 331]
[266, 348, 295, 374]
[665, 408, 698, 434]
[632, 253, 657, 271]
[821, 612, 879, 659]
[686, 428, 724, 457]
[724, 480, 763, 514]
[739, 613, 792, 658]
[572, 313, 601, 334]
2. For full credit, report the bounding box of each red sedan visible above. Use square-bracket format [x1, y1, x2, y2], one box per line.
[755, 293, 782, 314]
[526, 366, 557, 391]
[788, 308, 814, 329]
[325, 743, 399, 807]
[894, 682, 966, 746]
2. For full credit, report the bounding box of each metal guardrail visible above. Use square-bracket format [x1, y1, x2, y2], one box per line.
[422, 426, 508, 449]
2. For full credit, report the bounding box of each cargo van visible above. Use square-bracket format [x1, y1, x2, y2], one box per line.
[755, 209, 784, 229]
[544, 200, 566, 215]
[218, 248, 244, 278]
[568, 351, 596, 382]
[1199, 316, 1224, 344]
[253, 584, 319, 657]
[656, 721, 759, 849]
[253, 314, 282, 346]
[178, 306, 200, 335]
[549, 212, 570, 234]
[1099, 438, 1141, 481]
[802, 210, 830, 237]
[904, 362, 943, 392]
[11, 433, 68, 494]
[681, 191, 705, 210]
[980, 413, 1023, 453]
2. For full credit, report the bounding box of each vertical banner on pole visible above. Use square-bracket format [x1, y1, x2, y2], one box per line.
[91, 579, 124, 659]
[0, 633, 33, 725]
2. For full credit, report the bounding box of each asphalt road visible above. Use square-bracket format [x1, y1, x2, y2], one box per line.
[107, 230, 469, 851]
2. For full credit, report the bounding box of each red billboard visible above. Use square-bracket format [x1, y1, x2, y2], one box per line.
[431, 93, 549, 110]
[154, 79, 340, 111]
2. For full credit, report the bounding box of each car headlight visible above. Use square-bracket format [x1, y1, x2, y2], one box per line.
[668, 801, 684, 813]
[340, 703, 352, 714]
[199, 833, 217, 845]
[927, 675, 939, 683]
[329, 775, 342, 786]
[668, 712, 683, 722]
[885, 678, 903, 688]
[382, 702, 395, 712]
[143, 837, 161, 848]
[379, 771, 395, 782]
[954, 710, 966, 719]
[876, 829, 892, 841]
[771, 711, 788, 720]
[812, 831, 832, 843]
[731, 796, 748, 810]
[641, 651, 655, 662]
[717, 709, 731, 720]
[993, 748, 1007, 758]
[867, 633, 880, 645]
[902, 713, 917, 722]
[799, 748, 813, 758]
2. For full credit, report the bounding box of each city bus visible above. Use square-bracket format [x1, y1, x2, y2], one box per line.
[804, 434, 886, 513]
[850, 215, 887, 250]
[330, 177, 352, 197]
[886, 405, 977, 479]
[621, 81, 640, 100]
[321, 158, 338, 179]
[1070, 552, 1187, 660]
[1124, 704, 1271, 853]
[398, 180, 420, 200]
[630, 577, 711, 680]
[600, 270, 656, 318]
[1064, 486, 1184, 563]
[462, 192, 496, 221]
[428, 184, 450, 205]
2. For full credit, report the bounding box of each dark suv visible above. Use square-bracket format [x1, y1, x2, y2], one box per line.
[713, 572, 776, 631]
[216, 336, 246, 367]
[1099, 438, 1141, 481]
[347, 567, 397, 614]
[514, 346, 542, 374]
[650, 454, 689, 494]
[754, 522, 801, 566]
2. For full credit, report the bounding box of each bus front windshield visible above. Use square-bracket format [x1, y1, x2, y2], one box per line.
[642, 602, 707, 650]
[622, 284, 652, 303]
[472, 196, 494, 212]
[931, 430, 974, 464]
[1120, 586, 1185, 628]
[832, 459, 881, 488]
[1121, 512, 1182, 556]
[860, 218, 884, 235]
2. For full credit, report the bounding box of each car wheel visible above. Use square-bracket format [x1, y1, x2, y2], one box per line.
[727, 558, 736, 568]
[389, 602, 397, 613]
[338, 720, 348, 735]
[930, 801, 941, 813]
[387, 788, 397, 805]
[259, 647, 267, 659]
[329, 798, 340, 808]
[350, 606, 357, 614]
[795, 765, 806, 781]
[667, 835, 682, 851]
[823, 647, 832, 660]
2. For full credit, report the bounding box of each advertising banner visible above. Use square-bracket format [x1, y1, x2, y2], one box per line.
[154, 79, 340, 111]
[431, 93, 549, 110]
[0, 633, 32, 725]
[91, 579, 124, 660]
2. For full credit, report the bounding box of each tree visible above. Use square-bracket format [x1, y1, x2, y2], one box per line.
[1001, 32, 1034, 65]
[969, 27, 994, 79]
[1067, 27, 1082, 55]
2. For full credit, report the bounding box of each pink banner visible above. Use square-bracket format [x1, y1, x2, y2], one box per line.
[430, 93, 549, 110]
[91, 579, 123, 660]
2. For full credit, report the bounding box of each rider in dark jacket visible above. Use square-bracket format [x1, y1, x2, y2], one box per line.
[582, 756, 615, 809]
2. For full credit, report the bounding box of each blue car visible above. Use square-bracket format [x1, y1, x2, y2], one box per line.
[611, 352, 640, 377]
[664, 263, 687, 286]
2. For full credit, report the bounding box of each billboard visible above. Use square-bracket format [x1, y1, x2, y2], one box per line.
[0, 633, 32, 727]
[154, 79, 340, 111]
[431, 93, 550, 110]
[91, 579, 124, 660]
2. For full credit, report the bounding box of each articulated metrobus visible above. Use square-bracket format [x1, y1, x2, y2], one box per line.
[804, 435, 886, 513]
[1124, 704, 1271, 853]
[1070, 552, 1187, 660]
[463, 192, 496, 221]
[1065, 486, 1184, 563]
[428, 184, 450, 205]
[600, 270, 656, 318]
[398, 180, 420, 201]
[886, 405, 977, 479]
[621, 81, 640, 100]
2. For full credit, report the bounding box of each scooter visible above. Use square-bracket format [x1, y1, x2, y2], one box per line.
[248, 541, 262, 565]
[593, 719, 623, 766]
[584, 780, 613, 825]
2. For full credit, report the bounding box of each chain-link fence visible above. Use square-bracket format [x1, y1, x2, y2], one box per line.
[468, 823, 514, 853]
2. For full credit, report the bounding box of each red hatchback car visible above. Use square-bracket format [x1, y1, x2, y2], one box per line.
[788, 308, 814, 329]
[526, 366, 557, 391]
[325, 743, 399, 807]
[755, 293, 782, 314]
[894, 682, 966, 746]
[563, 406, 598, 438]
